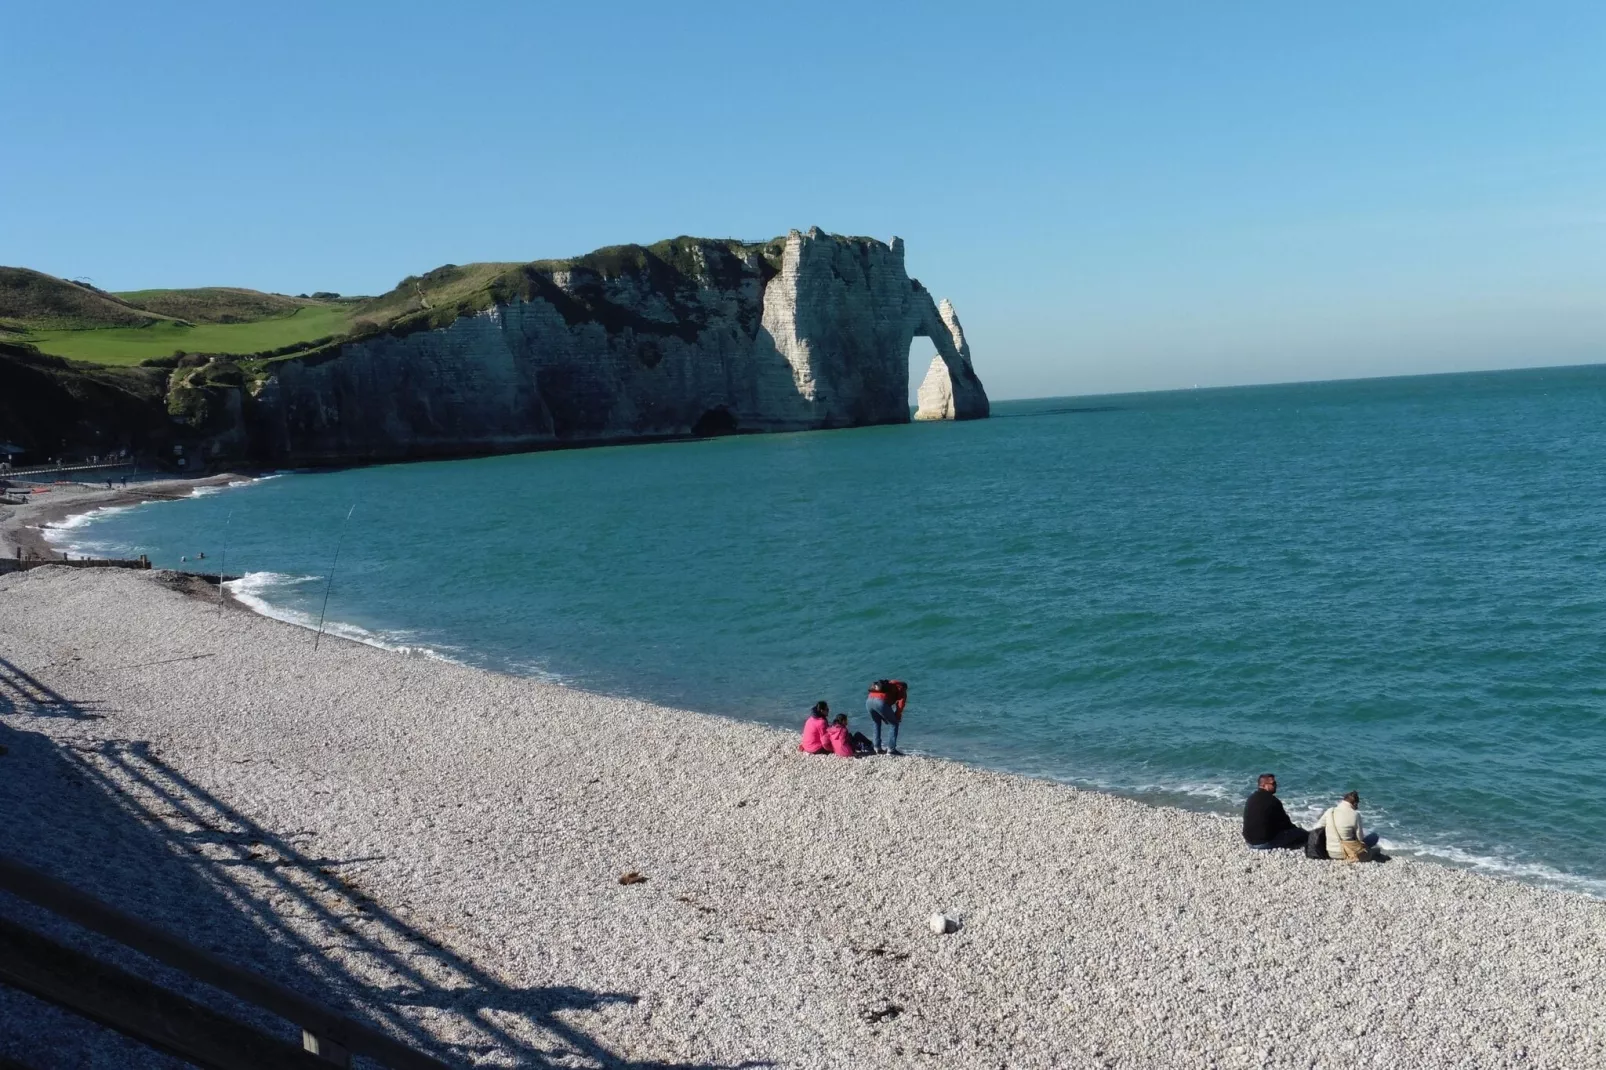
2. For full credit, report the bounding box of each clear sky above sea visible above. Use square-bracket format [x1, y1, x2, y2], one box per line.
[3, 2, 1603, 398]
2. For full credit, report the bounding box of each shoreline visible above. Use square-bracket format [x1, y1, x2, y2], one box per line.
[2, 566, 1605, 1067]
[0, 471, 251, 560]
[32, 476, 1606, 902]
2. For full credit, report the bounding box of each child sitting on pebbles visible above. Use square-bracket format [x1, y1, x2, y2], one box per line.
[826, 714, 875, 758]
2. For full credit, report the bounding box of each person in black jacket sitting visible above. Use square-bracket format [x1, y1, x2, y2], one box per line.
[1242, 773, 1307, 849]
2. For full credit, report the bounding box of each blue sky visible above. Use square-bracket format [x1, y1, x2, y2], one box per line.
[3, 2, 1602, 398]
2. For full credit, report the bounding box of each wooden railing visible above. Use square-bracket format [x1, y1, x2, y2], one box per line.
[0, 461, 140, 478]
[0, 854, 450, 1069]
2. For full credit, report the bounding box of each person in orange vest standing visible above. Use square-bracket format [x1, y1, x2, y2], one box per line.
[866, 679, 907, 755]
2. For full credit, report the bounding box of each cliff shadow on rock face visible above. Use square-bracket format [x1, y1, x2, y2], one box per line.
[245, 314, 557, 466]
[0, 342, 175, 461]
[520, 245, 776, 442]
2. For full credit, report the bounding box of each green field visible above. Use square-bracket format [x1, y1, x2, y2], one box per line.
[24, 304, 354, 364]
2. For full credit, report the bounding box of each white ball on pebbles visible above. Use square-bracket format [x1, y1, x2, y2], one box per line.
[929, 912, 959, 934]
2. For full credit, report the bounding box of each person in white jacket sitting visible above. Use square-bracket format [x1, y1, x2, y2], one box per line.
[1316, 791, 1381, 861]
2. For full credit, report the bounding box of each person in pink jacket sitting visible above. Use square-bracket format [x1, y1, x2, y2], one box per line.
[826, 713, 875, 758]
[800, 701, 830, 754]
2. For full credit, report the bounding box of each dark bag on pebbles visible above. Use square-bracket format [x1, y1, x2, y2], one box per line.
[1304, 826, 1328, 860]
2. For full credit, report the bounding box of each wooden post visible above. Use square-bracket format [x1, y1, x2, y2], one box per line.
[302, 1031, 352, 1066]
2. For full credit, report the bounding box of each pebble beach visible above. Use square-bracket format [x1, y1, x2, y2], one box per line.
[2, 565, 1604, 1068]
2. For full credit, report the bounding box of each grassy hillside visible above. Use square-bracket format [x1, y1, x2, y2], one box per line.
[349, 262, 522, 331]
[0, 267, 172, 332]
[2, 267, 357, 365]
[114, 286, 334, 324]
[26, 305, 355, 365]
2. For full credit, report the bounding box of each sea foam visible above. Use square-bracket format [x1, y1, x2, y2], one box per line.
[224, 571, 457, 663]
[43, 504, 141, 557]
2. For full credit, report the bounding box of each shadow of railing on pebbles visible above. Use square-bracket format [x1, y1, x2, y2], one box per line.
[0, 657, 109, 720]
[0, 672, 770, 1069]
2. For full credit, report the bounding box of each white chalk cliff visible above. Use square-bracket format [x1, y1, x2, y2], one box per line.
[234, 229, 988, 464]
[914, 299, 987, 421]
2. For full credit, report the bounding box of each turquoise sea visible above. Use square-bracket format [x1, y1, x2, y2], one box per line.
[52, 365, 1606, 895]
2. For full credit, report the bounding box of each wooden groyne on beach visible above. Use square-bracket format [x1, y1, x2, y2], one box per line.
[0, 554, 152, 576]
[0, 553, 237, 584]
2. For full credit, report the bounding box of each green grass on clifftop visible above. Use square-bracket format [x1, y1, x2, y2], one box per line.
[24, 304, 355, 365]
[2, 267, 358, 364]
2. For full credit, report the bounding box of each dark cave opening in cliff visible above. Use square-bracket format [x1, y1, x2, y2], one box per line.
[691, 405, 739, 438]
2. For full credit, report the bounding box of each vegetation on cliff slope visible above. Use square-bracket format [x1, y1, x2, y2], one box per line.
[115, 286, 339, 324]
[0, 267, 174, 332]
[162, 353, 266, 433]
[1, 267, 357, 365]
[345, 237, 787, 341]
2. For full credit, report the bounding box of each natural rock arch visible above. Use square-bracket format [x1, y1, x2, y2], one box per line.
[747, 228, 989, 428]
[912, 297, 988, 421]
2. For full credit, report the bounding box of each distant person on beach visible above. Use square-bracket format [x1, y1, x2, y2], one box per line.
[1314, 791, 1380, 862]
[826, 714, 875, 758]
[867, 679, 907, 754]
[800, 701, 830, 754]
[1243, 773, 1307, 850]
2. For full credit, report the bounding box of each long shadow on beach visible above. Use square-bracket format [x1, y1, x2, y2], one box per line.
[0, 662, 768, 1069]
[0, 656, 110, 719]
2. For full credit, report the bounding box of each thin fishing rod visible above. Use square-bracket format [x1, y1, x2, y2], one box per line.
[217, 510, 231, 616]
[313, 504, 356, 651]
